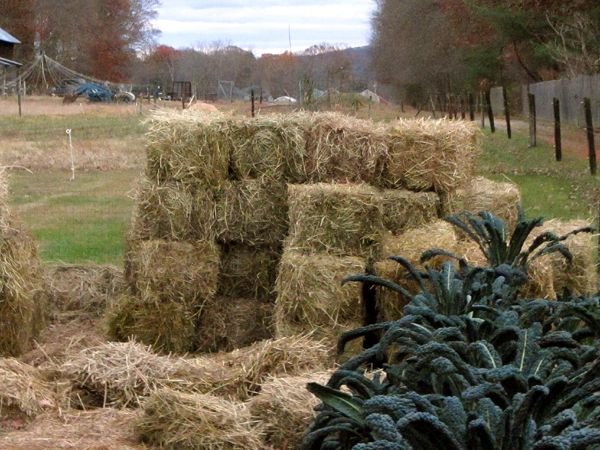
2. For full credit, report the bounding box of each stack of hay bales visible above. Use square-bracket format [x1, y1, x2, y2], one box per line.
[0, 170, 46, 357]
[113, 111, 486, 353]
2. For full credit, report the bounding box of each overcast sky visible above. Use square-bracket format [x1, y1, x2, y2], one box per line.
[152, 0, 375, 55]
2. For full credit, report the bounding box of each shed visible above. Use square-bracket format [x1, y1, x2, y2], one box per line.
[0, 27, 20, 61]
[360, 89, 381, 103]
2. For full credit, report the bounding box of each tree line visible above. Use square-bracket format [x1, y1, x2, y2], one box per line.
[372, 0, 600, 104]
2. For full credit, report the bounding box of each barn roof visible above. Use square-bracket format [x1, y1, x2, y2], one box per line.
[0, 27, 20, 45]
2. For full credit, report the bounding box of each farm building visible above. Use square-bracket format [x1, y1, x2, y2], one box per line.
[0, 26, 22, 95]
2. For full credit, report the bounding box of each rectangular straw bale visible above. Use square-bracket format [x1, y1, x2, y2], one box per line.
[125, 239, 220, 306]
[275, 249, 364, 346]
[441, 176, 521, 231]
[217, 243, 281, 300]
[304, 112, 389, 183]
[129, 178, 217, 242]
[195, 297, 273, 353]
[375, 221, 458, 321]
[105, 294, 198, 354]
[527, 219, 598, 298]
[249, 371, 331, 449]
[286, 183, 383, 258]
[0, 216, 47, 357]
[144, 112, 232, 186]
[135, 388, 262, 450]
[215, 179, 288, 245]
[379, 189, 440, 235]
[230, 114, 310, 182]
[381, 119, 479, 193]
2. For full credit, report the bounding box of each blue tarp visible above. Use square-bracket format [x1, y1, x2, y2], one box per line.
[74, 83, 113, 102]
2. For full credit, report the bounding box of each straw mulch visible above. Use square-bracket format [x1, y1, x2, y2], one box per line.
[304, 112, 389, 184]
[136, 388, 262, 450]
[144, 111, 231, 186]
[231, 114, 309, 182]
[125, 239, 219, 305]
[44, 264, 124, 314]
[215, 179, 289, 245]
[248, 371, 331, 449]
[217, 243, 281, 300]
[382, 118, 479, 193]
[379, 189, 440, 235]
[443, 176, 521, 231]
[0, 358, 58, 420]
[129, 178, 217, 242]
[275, 250, 364, 345]
[0, 408, 142, 450]
[0, 214, 47, 357]
[195, 297, 273, 353]
[526, 219, 598, 298]
[375, 221, 458, 321]
[61, 336, 330, 408]
[286, 183, 383, 258]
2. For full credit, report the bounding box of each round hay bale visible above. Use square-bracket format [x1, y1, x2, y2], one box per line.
[45, 264, 124, 314]
[0, 358, 57, 420]
[379, 189, 440, 235]
[195, 297, 273, 353]
[230, 114, 309, 182]
[286, 183, 383, 258]
[105, 294, 198, 354]
[144, 111, 232, 186]
[304, 112, 389, 184]
[381, 118, 479, 193]
[217, 243, 281, 300]
[0, 408, 141, 450]
[275, 250, 365, 346]
[215, 179, 288, 245]
[136, 388, 262, 450]
[442, 176, 521, 231]
[125, 239, 220, 305]
[248, 371, 331, 449]
[129, 178, 217, 242]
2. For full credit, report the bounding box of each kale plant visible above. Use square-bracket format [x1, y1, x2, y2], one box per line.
[301, 212, 599, 450]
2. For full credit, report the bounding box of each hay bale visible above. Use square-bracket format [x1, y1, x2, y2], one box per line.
[0, 408, 141, 450]
[442, 176, 521, 230]
[145, 111, 232, 186]
[526, 219, 598, 298]
[249, 372, 330, 449]
[195, 297, 273, 353]
[105, 295, 198, 354]
[0, 214, 47, 357]
[0, 359, 57, 419]
[275, 250, 364, 345]
[381, 119, 479, 193]
[125, 239, 220, 305]
[304, 112, 389, 183]
[136, 388, 262, 450]
[45, 264, 124, 314]
[286, 183, 383, 258]
[230, 114, 309, 182]
[217, 243, 281, 300]
[379, 189, 440, 235]
[215, 179, 288, 245]
[374, 221, 458, 321]
[129, 178, 217, 242]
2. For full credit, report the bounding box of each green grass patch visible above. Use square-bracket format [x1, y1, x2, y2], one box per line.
[478, 130, 600, 220]
[8, 169, 139, 265]
[0, 114, 146, 141]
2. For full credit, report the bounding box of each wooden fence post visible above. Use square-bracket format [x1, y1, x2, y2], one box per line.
[553, 97, 562, 162]
[485, 89, 495, 133]
[480, 92, 485, 128]
[468, 93, 474, 121]
[528, 93, 537, 147]
[502, 86, 511, 139]
[17, 68, 22, 117]
[584, 97, 597, 175]
[251, 89, 255, 118]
